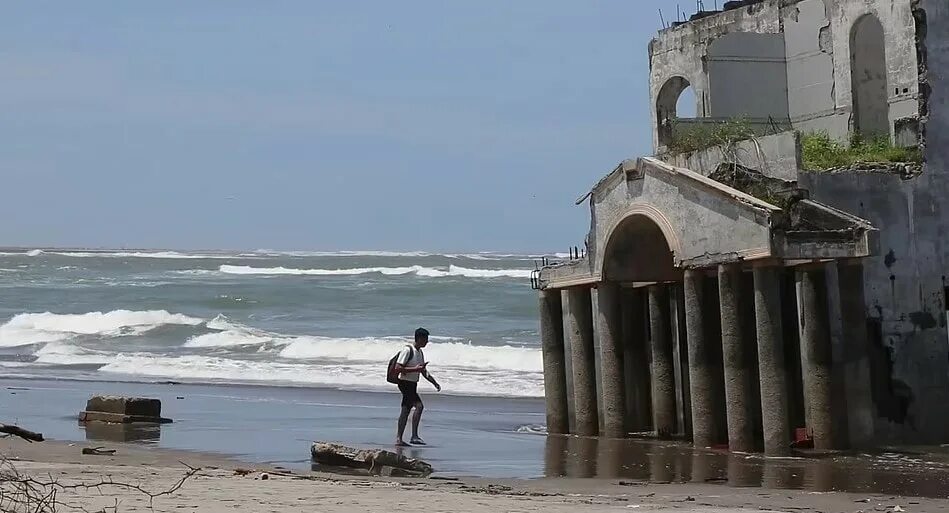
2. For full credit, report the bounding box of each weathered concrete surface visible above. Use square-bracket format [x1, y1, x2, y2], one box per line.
[539, 290, 569, 435]
[684, 270, 720, 447]
[596, 282, 626, 437]
[719, 264, 756, 452]
[565, 287, 598, 436]
[86, 396, 162, 417]
[797, 268, 835, 450]
[753, 265, 792, 456]
[622, 288, 652, 432]
[648, 285, 677, 438]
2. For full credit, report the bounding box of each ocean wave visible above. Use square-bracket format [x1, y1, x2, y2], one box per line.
[0, 249, 239, 259]
[91, 353, 543, 397]
[279, 337, 541, 373]
[0, 309, 204, 348]
[218, 264, 531, 279]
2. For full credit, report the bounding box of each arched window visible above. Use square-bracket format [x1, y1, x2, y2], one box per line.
[850, 14, 889, 138]
[656, 76, 696, 146]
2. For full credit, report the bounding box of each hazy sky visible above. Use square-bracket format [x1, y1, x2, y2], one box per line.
[1, 1, 698, 253]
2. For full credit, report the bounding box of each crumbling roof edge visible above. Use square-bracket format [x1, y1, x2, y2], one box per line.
[640, 156, 783, 214]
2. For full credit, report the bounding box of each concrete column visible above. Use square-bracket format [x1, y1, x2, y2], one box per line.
[622, 289, 652, 432]
[837, 259, 875, 447]
[565, 287, 598, 436]
[753, 265, 792, 457]
[596, 281, 626, 438]
[719, 264, 756, 452]
[539, 289, 569, 435]
[671, 285, 692, 438]
[648, 284, 677, 438]
[684, 269, 717, 447]
[797, 268, 834, 450]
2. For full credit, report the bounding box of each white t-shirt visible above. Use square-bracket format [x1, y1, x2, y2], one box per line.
[396, 345, 425, 382]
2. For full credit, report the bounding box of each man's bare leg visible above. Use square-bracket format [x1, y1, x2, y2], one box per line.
[396, 406, 412, 446]
[410, 402, 425, 444]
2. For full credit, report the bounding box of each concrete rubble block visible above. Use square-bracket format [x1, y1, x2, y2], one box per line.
[80, 395, 172, 424]
[311, 442, 433, 477]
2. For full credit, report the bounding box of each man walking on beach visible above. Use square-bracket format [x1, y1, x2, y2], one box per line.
[394, 327, 441, 446]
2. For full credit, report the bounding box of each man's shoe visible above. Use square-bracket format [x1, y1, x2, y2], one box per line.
[410, 437, 426, 445]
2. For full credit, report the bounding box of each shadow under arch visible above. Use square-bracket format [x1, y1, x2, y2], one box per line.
[601, 206, 682, 283]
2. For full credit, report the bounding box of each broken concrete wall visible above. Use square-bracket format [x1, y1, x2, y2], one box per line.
[650, 0, 921, 150]
[662, 131, 801, 181]
[649, 0, 783, 151]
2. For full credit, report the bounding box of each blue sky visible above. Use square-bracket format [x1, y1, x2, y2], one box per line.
[0, 1, 699, 252]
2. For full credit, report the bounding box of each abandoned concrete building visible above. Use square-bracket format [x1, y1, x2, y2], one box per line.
[534, 0, 948, 454]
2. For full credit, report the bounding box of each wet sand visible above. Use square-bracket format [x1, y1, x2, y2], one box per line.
[3, 377, 949, 508]
[2, 438, 948, 512]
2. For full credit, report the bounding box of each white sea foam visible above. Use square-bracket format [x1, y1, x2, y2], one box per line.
[92, 353, 543, 397]
[218, 264, 531, 279]
[0, 310, 203, 347]
[184, 316, 278, 348]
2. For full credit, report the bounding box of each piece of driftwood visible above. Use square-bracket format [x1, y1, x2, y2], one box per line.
[81, 447, 116, 456]
[311, 442, 433, 477]
[0, 424, 44, 442]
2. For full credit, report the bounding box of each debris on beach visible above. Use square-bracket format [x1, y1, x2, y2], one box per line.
[81, 446, 116, 456]
[79, 395, 172, 424]
[311, 442, 433, 478]
[0, 423, 44, 442]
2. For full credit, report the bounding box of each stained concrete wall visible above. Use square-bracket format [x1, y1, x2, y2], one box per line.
[799, 171, 949, 443]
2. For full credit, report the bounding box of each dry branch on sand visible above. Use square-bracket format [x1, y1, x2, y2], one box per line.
[0, 454, 198, 512]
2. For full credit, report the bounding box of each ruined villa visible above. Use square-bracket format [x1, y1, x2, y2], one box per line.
[533, 0, 948, 454]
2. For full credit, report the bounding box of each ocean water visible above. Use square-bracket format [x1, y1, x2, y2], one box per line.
[0, 249, 557, 398]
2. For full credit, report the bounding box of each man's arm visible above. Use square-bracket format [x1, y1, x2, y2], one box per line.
[422, 369, 441, 392]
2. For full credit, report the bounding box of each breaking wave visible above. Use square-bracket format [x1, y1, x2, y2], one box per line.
[0, 310, 544, 397]
[0, 310, 204, 347]
[218, 264, 532, 279]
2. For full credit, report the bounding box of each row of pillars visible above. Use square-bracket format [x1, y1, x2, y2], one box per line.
[540, 260, 868, 456]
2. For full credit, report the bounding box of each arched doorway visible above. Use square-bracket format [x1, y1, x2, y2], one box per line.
[602, 213, 680, 283]
[850, 14, 889, 138]
[656, 77, 696, 147]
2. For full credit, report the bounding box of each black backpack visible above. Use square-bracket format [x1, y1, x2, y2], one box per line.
[386, 345, 414, 384]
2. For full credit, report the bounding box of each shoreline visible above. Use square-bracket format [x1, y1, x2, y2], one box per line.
[0, 374, 546, 402]
[2, 438, 948, 512]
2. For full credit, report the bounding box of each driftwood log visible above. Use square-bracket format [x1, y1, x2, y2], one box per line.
[0, 424, 44, 443]
[311, 442, 433, 477]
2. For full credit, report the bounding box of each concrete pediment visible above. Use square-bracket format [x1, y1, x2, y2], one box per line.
[537, 156, 876, 290]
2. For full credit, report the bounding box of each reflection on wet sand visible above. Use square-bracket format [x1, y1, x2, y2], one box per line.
[543, 435, 949, 498]
[81, 422, 161, 444]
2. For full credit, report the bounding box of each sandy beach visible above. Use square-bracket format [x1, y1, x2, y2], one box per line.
[1, 437, 947, 513]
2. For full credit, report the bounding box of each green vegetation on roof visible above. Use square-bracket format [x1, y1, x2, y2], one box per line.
[665, 118, 755, 155]
[801, 132, 922, 171]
